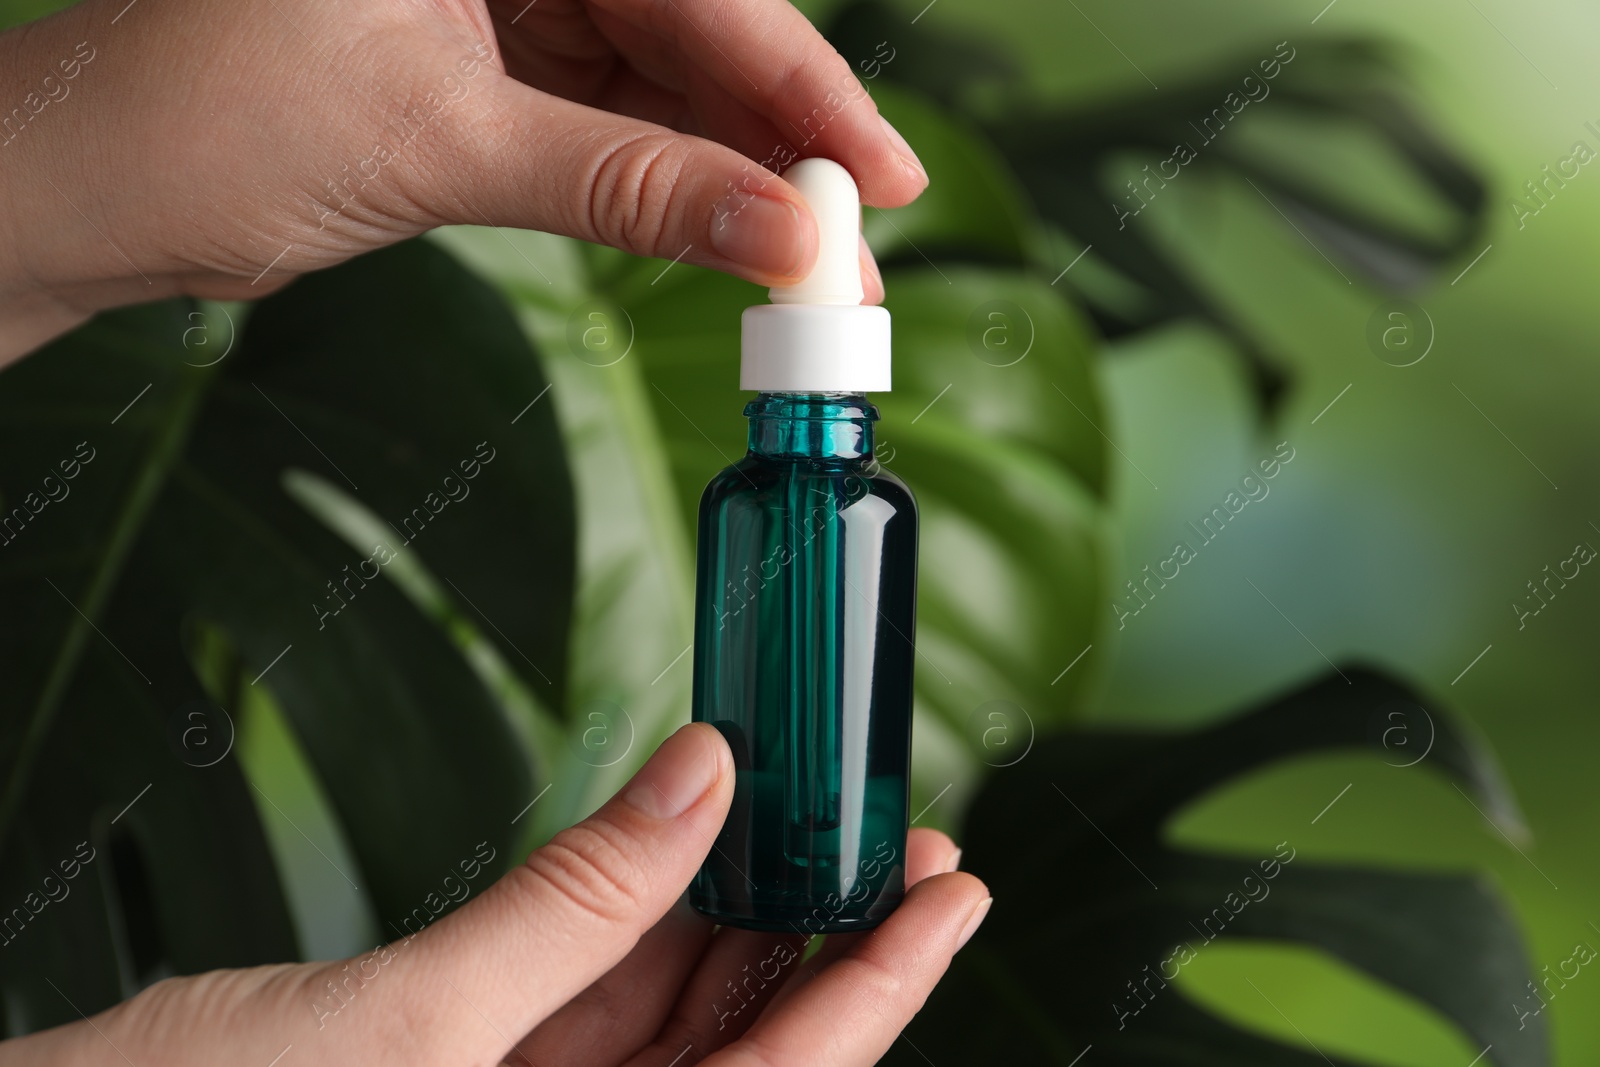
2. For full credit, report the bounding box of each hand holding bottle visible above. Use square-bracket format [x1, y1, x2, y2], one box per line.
[3, 726, 989, 1066]
[0, 0, 924, 362]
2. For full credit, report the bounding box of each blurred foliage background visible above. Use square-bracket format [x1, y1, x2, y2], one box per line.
[2, 0, 1597, 1063]
[885, 2, 1598, 1065]
[859, 0, 1595, 1064]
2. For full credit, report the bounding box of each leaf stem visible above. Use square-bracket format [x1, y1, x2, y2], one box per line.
[0, 363, 215, 854]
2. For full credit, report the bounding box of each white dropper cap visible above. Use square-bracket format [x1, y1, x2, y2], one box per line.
[739, 158, 891, 393]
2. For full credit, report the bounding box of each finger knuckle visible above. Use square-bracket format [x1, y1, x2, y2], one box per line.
[585, 132, 688, 255]
[828, 954, 914, 1013]
[523, 820, 650, 925]
[716, 1031, 788, 1067]
[564, 981, 633, 1042]
[363, 54, 501, 227]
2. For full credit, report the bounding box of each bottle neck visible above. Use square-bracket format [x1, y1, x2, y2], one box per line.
[745, 393, 877, 461]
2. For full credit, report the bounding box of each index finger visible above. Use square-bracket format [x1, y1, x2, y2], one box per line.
[579, 0, 927, 207]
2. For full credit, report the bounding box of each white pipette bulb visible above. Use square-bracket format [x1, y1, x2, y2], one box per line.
[769, 158, 864, 307]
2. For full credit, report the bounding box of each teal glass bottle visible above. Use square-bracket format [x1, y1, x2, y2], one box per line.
[690, 392, 917, 932]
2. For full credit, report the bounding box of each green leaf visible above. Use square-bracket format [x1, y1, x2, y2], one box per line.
[0, 304, 298, 1032]
[826, 0, 1023, 118]
[877, 268, 1107, 727]
[892, 667, 1546, 1067]
[532, 69, 1114, 735]
[429, 225, 700, 837]
[590, 73, 1105, 747]
[877, 267, 1106, 498]
[236, 238, 574, 707]
[866, 84, 1041, 270]
[0, 239, 573, 1028]
[977, 39, 1486, 411]
[596, 258, 1109, 744]
[831, 4, 1488, 412]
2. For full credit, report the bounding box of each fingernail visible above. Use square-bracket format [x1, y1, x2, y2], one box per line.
[623, 723, 727, 820]
[879, 115, 927, 186]
[709, 193, 810, 277]
[944, 848, 963, 874]
[956, 897, 992, 951]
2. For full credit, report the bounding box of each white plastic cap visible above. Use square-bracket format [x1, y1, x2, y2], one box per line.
[739, 158, 891, 393]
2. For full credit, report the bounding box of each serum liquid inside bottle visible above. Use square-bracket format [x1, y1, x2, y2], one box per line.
[690, 159, 917, 933]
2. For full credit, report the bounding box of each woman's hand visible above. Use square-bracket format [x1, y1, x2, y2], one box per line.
[0, 0, 926, 360]
[2, 724, 989, 1066]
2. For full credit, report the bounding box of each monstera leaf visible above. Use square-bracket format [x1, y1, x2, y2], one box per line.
[435, 76, 1114, 771]
[826, 4, 1488, 410]
[563, 267, 1099, 770]
[0, 240, 573, 1031]
[891, 667, 1545, 1067]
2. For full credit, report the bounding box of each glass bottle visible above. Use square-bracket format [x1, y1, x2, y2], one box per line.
[690, 392, 916, 932]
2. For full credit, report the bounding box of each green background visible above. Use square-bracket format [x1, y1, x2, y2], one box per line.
[803, 0, 1600, 1063]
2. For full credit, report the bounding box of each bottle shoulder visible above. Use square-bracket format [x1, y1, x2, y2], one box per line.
[698, 456, 915, 514]
[867, 465, 914, 502]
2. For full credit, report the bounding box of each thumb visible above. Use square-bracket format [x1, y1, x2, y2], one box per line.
[427, 76, 820, 287]
[383, 723, 732, 1062]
